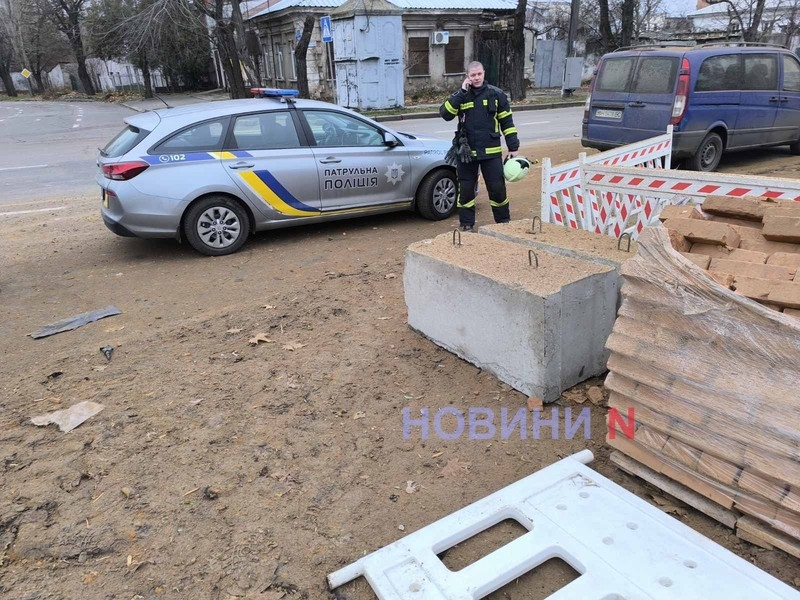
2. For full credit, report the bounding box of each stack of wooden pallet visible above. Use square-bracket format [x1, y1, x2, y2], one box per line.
[605, 197, 800, 558]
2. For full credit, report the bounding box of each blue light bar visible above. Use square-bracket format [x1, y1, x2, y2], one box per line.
[251, 88, 300, 98]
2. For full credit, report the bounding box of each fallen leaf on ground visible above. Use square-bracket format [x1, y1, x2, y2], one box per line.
[431, 451, 443, 458]
[405, 480, 418, 494]
[282, 342, 305, 351]
[263, 304, 276, 309]
[226, 327, 242, 334]
[249, 333, 274, 345]
[352, 411, 366, 419]
[385, 273, 397, 279]
[527, 396, 543, 411]
[586, 385, 605, 405]
[440, 458, 471, 478]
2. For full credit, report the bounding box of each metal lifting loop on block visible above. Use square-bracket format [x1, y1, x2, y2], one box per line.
[530, 215, 542, 234]
[617, 232, 632, 253]
[452, 229, 462, 247]
[528, 249, 539, 268]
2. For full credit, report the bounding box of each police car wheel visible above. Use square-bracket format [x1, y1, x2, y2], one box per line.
[416, 169, 457, 220]
[183, 195, 250, 256]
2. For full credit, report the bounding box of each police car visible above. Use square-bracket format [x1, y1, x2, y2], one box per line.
[97, 89, 457, 255]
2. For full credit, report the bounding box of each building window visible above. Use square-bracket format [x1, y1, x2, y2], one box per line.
[444, 35, 465, 74]
[262, 45, 271, 79]
[408, 37, 429, 76]
[290, 47, 297, 80]
[275, 43, 284, 80]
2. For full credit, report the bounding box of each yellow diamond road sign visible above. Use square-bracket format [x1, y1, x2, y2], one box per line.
[21, 68, 31, 78]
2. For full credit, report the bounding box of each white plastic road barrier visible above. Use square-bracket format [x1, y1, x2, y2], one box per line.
[542, 128, 800, 240]
[327, 450, 800, 599]
[541, 127, 672, 233]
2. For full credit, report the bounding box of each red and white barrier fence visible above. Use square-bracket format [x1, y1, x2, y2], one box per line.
[541, 127, 800, 239]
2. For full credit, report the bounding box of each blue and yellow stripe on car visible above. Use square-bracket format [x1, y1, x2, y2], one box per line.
[141, 150, 253, 165]
[238, 169, 320, 216]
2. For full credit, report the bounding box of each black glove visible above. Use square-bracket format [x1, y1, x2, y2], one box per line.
[456, 132, 473, 163]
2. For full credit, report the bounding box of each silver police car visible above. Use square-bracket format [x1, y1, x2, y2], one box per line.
[97, 89, 457, 255]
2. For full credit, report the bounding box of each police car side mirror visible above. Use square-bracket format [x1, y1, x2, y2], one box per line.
[383, 132, 400, 147]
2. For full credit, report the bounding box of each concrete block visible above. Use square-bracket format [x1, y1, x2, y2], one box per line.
[404, 232, 617, 402]
[478, 220, 635, 271]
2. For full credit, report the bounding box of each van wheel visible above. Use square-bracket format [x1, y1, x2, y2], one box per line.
[416, 169, 457, 220]
[183, 195, 250, 256]
[689, 133, 723, 172]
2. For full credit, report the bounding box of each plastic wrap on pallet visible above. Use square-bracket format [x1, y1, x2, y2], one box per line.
[605, 226, 800, 543]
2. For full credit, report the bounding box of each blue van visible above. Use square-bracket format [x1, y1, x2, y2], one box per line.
[581, 43, 800, 171]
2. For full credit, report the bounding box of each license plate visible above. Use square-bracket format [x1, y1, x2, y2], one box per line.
[101, 188, 108, 208]
[596, 109, 622, 119]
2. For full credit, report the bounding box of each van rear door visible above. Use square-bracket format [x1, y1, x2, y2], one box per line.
[586, 55, 636, 145]
[776, 53, 800, 145]
[623, 55, 679, 141]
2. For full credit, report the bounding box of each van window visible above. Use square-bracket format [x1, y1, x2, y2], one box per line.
[696, 55, 740, 91]
[783, 55, 800, 92]
[743, 54, 777, 90]
[632, 57, 679, 94]
[596, 57, 634, 92]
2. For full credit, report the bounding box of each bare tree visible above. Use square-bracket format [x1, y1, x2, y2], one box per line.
[707, 0, 769, 41]
[507, 0, 527, 101]
[293, 14, 315, 98]
[45, 0, 96, 94]
[0, 27, 17, 95]
[24, 1, 70, 92]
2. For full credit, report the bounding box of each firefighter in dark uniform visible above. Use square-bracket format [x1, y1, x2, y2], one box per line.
[440, 61, 520, 231]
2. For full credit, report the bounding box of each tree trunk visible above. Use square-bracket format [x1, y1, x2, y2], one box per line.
[230, 0, 258, 85]
[0, 65, 17, 96]
[746, 0, 767, 41]
[598, 0, 615, 52]
[619, 0, 636, 48]
[294, 14, 315, 98]
[140, 51, 153, 98]
[217, 22, 247, 98]
[507, 0, 526, 101]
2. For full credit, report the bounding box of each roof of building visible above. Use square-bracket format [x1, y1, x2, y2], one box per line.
[249, 0, 516, 19]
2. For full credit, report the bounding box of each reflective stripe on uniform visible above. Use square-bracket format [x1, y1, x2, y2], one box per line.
[497, 110, 512, 119]
[502, 126, 518, 136]
[490, 197, 509, 208]
[457, 198, 476, 209]
[461, 102, 475, 110]
[444, 100, 458, 115]
[485, 146, 502, 154]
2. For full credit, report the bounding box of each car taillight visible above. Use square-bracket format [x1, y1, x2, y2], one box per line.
[103, 161, 149, 180]
[671, 58, 691, 125]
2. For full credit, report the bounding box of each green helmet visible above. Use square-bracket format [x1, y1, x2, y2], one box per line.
[503, 156, 532, 182]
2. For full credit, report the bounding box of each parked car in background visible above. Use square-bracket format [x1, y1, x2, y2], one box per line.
[97, 89, 457, 256]
[582, 43, 800, 171]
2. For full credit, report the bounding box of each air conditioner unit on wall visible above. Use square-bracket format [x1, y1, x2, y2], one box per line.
[431, 31, 450, 45]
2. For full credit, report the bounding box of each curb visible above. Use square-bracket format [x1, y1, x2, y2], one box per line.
[371, 101, 584, 122]
[119, 102, 147, 113]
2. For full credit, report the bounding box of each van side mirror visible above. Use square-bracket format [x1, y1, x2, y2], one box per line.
[383, 132, 400, 147]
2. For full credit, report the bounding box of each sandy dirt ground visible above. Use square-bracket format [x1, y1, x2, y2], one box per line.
[1, 136, 799, 599]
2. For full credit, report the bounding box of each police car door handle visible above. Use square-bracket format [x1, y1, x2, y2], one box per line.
[228, 161, 255, 169]
[319, 157, 341, 164]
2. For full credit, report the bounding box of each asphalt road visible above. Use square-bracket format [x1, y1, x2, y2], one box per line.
[0, 101, 131, 206]
[0, 99, 583, 208]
